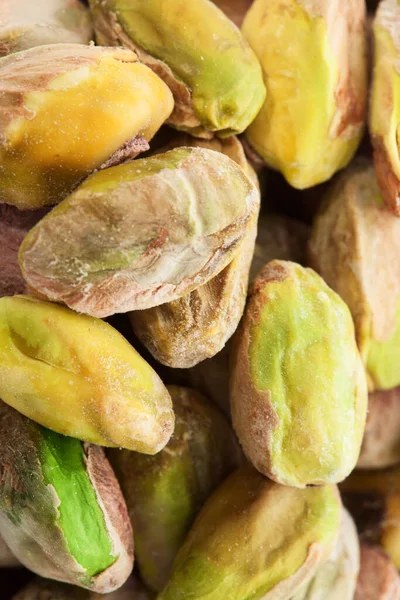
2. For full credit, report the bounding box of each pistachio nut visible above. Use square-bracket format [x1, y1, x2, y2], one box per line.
[231, 260, 368, 488]
[0, 44, 173, 210]
[0, 0, 93, 56]
[242, 0, 368, 188]
[0, 401, 133, 592]
[19, 147, 258, 318]
[355, 544, 400, 600]
[88, 0, 266, 138]
[370, 0, 400, 216]
[292, 509, 360, 600]
[211, 0, 253, 27]
[0, 205, 48, 297]
[0, 534, 20, 568]
[340, 466, 400, 568]
[309, 161, 400, 390]
[109, 386, 242, 592]
[158, 465, 341, 600]
[129, 137, 260, 368]
[358, 387, 400, 469]
[0, 295, 174, 452]
[12, 576, 154, 600]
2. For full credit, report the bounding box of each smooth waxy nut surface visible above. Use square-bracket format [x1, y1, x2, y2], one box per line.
[292, 509, 360, 600]
[370, 0, 400, 216]
[358, 387, 400, 469]
[129, 136, 259, 368]
[355, 544, 400, 600]
[109, 386, 241, 592]
[88, 0, 266, 138]
[243, 0, 367, 188]
[0, 43, 173, 210]
[0, 0, 93, 56]
[309, 161, 400, 390]
[0, 295, 174, 452]
[20, 147, 258, 318]
[231, 260, 368, 488]
[0, 401, 133, 592]
[158, 465, 341, 600]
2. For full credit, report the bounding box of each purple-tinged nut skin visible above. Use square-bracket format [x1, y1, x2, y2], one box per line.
[355, 544, 400, 600]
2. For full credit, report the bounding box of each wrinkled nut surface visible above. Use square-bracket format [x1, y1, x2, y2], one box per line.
[158, 465, 341, 600]
[0, 401, 133, 592]
[309, 161, 400, 390]
[109, 386, 242, 592]
[355, 544, 400, 600]
[370, 0, 400, 216]
[0, 295, 174, 453]
[358, 387, 400, 469]
[0, 205, 48, 298]
[88, 0, 266, 137]
[292, 509, 360, 600]
[129, 136, 260, 368]
[243, 0, 367, 188]
[231, 260, 368, 488]
[0, 0, 93, 56]
[12, 576, 154, 600]
[0, 43, 173, 210]
[20, 147, 258, 318]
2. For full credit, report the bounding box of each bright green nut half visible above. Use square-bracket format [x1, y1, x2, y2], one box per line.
[110, 386, 242, 593]
[0, 401, 133, 592]
[309, 161, 400, 391]
[242, 0, 367, 188]
[0, 295, 174, 452]
[158, 465, 341, 600]
[19, 147, 258, 318]
[0, 43, 173, 210]
[231, 260, 368, 488]
[89, 0, 266, 137]
[0, 0, 93, 56]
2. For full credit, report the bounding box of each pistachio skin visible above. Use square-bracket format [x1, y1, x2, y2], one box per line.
[20, 147, 258, 318]
[309, 161, 400, 390]
[158, 465, 341, 600]
[243, 0, 367, 188]
[88, 0, 266, 137]
[109, 386, 242, 593]
[0, 44, 173, 210]
[0, 401, 133, 592]
[292, 509, 360, 600]
[0, 535, 20, 568]
[370, 0, 400, 216]
[355, 544, 400, 600]
[0, 295, 174, 453]
[358, 387, 400, 469]
[211, 0, 253, 27]
[0, 0, 93, 56]
[231, 260, 368, 488]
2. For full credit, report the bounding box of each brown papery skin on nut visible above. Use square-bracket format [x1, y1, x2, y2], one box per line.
[355, 544, 400, 600]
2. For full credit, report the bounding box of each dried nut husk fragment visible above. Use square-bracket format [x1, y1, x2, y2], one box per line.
[0, 0, 93, 56]
[0, 535, 20, 568]
[20, 147, 258, 318]
[0, 205, 48, 297]
[88, 0, 266, 138]
[0, 401, 133, 592]
[355, 544, 400, 600]
[340, 466, 400, 568]
[370, 0, 400, 216]
[292, 509, 360, 600]
[309, 161, 400, 390]
[231, 260, 368, 488]
[12, 576, 154, 600]
[129, 136, 260, 368]
[358, 387, 400, 469]
[158, 465, 341, 600]
[109, 386, 242, 593]
[0, 44, 173, 210]
[0, 295, 174, 453]
[242, 0, 368, 188]
[211, 0, 253, 27]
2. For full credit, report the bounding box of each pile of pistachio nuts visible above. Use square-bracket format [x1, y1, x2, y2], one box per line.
[1, 0, 400, 598]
